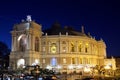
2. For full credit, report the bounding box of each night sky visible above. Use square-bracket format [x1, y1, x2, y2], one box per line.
[0, 0, 120, 56]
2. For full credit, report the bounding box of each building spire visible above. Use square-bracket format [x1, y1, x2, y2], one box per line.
[81, 25, 85, 33]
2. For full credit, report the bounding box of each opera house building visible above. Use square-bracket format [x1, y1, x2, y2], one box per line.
[10, 16, 116, 74]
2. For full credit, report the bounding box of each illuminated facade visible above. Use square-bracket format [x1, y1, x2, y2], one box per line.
[10, 16, 116, 73]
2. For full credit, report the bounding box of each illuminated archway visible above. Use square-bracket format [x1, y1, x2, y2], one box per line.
[17, 59, 25, 68]
[18, 34, 27, 51]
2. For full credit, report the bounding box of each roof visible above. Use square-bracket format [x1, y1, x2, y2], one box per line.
[43, 22, 88, 37]
[13, 21, 41, 31]
[13, 16, 41, 31]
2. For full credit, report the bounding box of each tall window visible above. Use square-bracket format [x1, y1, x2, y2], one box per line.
[51, 58, 57, 66]
[63, 58, 66, 64]
[85, 43, 88, 53]
[19, 35, 27, 52]
[78, 43, 82, 52]
[62, 41, 66, 44]
[50, 43, 57, 53]
[19, 39, 25, 51]
[71, 42, 75, 52]
[85, 47, 87, 53]
[79, 58, 82, 64]
[83, 58, 88, 64]
[94, 45, 98, 54]
[35, 37, 39, 51]
[72, 58, 75, 64]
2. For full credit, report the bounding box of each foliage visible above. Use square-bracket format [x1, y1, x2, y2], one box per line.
[0, 41, 11, 69]
[30, 65, 55, 76]
[115, 69, 120, 76]
[94, 65, 105, 75]
[0, 41, 10, 56]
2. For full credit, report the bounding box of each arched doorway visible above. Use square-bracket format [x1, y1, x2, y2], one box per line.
[17, 59, 25, 68]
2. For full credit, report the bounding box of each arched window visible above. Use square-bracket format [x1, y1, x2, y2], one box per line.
[18, 35, 27, 52]
[71, 42, 75, 52]
[35, 37, 39, 52]
[51, 58, 57, 66]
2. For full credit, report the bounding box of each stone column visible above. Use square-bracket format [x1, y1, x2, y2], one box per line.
[31, 36, 35, 51]
[11, 36, 14, 51]
[14, 36, 17, 51]
[26, 35, 29, 50]
[28, 35, 31, 50]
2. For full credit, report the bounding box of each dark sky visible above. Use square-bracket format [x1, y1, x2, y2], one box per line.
[0, 0, 120, 56]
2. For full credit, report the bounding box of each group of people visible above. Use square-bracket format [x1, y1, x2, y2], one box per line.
[0, 74, 58, 80]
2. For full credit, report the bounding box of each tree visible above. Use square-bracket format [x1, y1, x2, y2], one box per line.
[0, 41, 11, 69]
[94, 65, 105, 76]
[0, 41, 10, 56]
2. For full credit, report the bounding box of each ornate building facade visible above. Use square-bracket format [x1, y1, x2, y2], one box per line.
[10, 16, 116, 74]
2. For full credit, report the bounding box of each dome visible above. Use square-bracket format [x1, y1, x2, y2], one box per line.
[43, 23, 87, 36]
